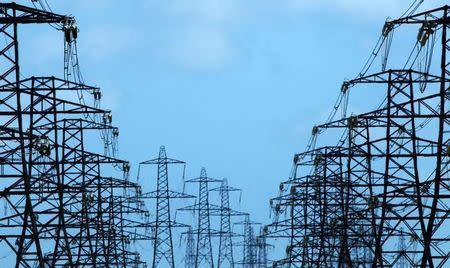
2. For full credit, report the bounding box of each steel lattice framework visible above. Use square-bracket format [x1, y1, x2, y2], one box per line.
[180, 175, 248, 268]
[235, 215, 260, 268]
[185, 227, 196, 268]
[179, 168, 221, 268]
[265, 5, 450, 268]
[210, 179, 245, 268]
[139, 146, 193, 268]
[0, 3, 151, 267]
[255, 228, 270, 268]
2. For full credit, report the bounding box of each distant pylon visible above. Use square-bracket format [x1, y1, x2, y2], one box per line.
[256, 228, 270, 268]
[185, 227, 196, 268]
[139, 146, 194, 268]
[236, 215, 260, 268]
[396, 228, 407, 268]
[210, 179, 243, 268]
[181, 168, 221, 267]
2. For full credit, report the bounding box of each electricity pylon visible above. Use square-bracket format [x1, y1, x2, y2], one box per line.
[236, 215, 260, 268]
[210, 179, 245, 268]
[139, 146, 194, 268]
[185, 227, 196, 268]
[266, 4, 450, 268]
[179, 168, 221, 267]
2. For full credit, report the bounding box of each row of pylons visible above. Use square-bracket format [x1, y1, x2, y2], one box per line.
[264, 2, 450, 268]
[141, 146, 269, 268]
[0, 2, 264, 268]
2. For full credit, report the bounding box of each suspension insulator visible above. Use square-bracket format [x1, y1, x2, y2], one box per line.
[65, 30, 71, 43]
[417, 21, 436, 47]
[285, 245, 292, 255]
[341, 81, 349, 93]
[274, 204, 282, 214]
[83, 192, 95, 206]
[136, 186, 142, 196]
[314, 154, 323, 166]
[410, 233, 419, 243]
[263, 225, 269, 235]
[302, 235, 309, 245]
[348, 116, 358, 129]
[72, 27, 78, 40]
[103, 111, 112, 124]
[382, 21, 394, 37]
[290, 186, 296, 195]
[330, 218, 340, 228]
[35, 136, 51, 156]
[123, 162, 131, 173]
[64, 18, 78, 43]
[93, 89, 102, 100]
[368, 196, 380, 209]
[421, 183, 430, 194]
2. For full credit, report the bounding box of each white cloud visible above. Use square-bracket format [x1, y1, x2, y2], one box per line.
[285, 0, 412, 20]
[80, 26, 137, 61]
[151, 0, 450, 70]
[284, 0, 450, 25]
[20, 29, 63, 77]
[99, 85, 123, 112]
[168, 0, 241, 24]
[422, 0, 450, 9]
[152, 0, 243, 70]
[167, 27, 235, 69]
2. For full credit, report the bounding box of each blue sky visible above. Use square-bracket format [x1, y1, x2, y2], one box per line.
[13, 0, 450, 262]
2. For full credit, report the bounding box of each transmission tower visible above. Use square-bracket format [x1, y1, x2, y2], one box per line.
[185, 227, 196, 268]
[256, 228, 271, 268]
[265, 4, 450, 268]
[210, 179, 245, 268]
[0, 2, 150, 267]
[139, 146, 194, 268]
[179, 167, 221, 267]
[235, 215, 260, 268]
[0, 5, 67, 267]
[396, 228, 407, 268]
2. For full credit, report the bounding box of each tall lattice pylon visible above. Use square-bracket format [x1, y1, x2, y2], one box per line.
[185, 227, 196, 268]
[139, 146, 194, 268]
[265, 5, 450, 267]
[210, 179, 244, 268]
[179, 168, 221, 267]
[256, 228, 271, 268]
[236, 215, 260, 268]
[0, 5, 66, 267]
[396, 228, 407, 268]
